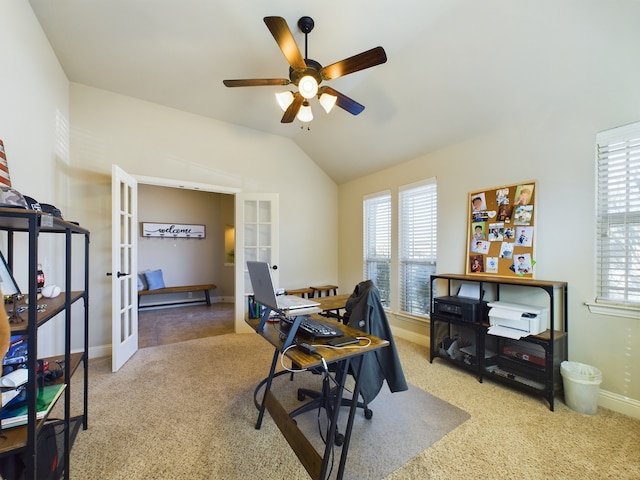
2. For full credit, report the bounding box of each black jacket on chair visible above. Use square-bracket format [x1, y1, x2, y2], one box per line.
[343, 280, 408, 404]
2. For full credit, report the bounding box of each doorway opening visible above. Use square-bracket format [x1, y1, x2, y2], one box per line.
[136, 176, 238, 347]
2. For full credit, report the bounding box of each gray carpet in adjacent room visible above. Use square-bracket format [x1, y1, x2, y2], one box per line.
[66, 333, 468, 479]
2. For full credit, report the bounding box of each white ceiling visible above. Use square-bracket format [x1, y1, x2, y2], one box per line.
[28, 0, 640, 184]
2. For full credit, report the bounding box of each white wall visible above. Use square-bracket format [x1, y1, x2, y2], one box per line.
[339, 102, 640, 418]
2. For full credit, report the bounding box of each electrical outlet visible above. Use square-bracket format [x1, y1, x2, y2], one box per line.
[187, 292, 193, 299]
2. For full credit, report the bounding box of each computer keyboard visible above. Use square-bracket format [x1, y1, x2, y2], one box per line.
[281, 316, 343, 339]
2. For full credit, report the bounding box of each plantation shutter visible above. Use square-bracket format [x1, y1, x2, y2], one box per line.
[399, 178, 437, 316]
[363, 192, 391, 307]
[596, 121, 640, 304]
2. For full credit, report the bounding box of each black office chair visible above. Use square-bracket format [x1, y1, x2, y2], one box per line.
[291, 280, 408, 445]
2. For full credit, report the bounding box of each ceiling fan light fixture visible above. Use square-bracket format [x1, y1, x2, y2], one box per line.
[319, 93, 337, 113]
[297, 101, 313, 122]
[223, 16, 386, 123]
[275, 91, 294, 111]
[298, 75, 318, 99]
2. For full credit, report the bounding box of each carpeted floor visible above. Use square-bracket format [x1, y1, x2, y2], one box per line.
[66, 305, 640, 479]
[259, 375, 469, 480]
[68, 333, 468, 479]
[138, 303, 234, 348]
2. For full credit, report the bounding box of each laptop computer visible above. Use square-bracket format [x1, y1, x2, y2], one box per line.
[246, 261, 320, 313]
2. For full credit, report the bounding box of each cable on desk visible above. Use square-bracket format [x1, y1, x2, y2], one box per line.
[315, 336, 372, 350]
[280, 343, 318, 373]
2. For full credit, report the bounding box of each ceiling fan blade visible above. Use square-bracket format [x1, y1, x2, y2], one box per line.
[281, 92, 304, 123]
[264, 16, 307, 70]
[320, 86, 365, 115]
[223, 79, 291, 87]
[320, 46, 387, 81]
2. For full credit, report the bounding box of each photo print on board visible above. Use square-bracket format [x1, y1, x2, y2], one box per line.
[513, 184, 534, 206]
[488, 222, 505, 241]
[515, 226, 534, 247]
[470, 255, 484, 273]
[497, 204, 513, 222]
[512, 253, 533, 275]
[514, 205, 533, 225]
[472, 222, 486, 240]
[471, 240, 490, 254]
[499, 242, 514, 259]
[471, 192, 487, 212]
[496, 188, 510, 206]
[504, 227, 515, 240]
[486, 256, 499, 274]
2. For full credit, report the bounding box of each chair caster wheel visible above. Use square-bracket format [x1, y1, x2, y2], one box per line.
[334, 433, 344, 446]
[297, 392, 306, 401]
[364, 408, 373, 420]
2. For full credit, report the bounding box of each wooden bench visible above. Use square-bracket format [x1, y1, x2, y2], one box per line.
[138, 284, 216, 309]
[310, 285, 338, 297]
[284, 287, 314, 298]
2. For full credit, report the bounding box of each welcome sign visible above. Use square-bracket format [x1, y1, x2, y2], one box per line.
[142, 223, 205, 238]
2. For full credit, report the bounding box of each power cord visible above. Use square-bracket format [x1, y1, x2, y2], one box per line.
[316, 336, 372, 350]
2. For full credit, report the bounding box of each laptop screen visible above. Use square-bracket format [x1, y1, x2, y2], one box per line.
[246, 261, 279, 311]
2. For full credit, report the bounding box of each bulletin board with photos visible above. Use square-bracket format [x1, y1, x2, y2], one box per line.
[466, 181, 536, 278]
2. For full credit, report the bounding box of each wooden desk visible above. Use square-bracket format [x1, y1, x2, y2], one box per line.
[314, 293, 351, 320]
[247, 316, 388, 480]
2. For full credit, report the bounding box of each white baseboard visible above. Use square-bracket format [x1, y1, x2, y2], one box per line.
[390, 325, 429, 347]
[88, 344, 111, 360]
[598, 388, 640, 419]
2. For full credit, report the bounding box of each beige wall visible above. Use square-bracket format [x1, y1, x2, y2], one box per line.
[0, 2, 73, 358]
[137, 185, 235, 304]
[339, 110, 640, 418]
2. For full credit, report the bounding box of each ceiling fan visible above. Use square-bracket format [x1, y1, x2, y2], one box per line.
[223, 16, 387, 124]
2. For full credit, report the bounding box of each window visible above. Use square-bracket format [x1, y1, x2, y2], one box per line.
[596, 121, 640, 305]
[363, 192, 391, 307]
[399, 179, 437, 316]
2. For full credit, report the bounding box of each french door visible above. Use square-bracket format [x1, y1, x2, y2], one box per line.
[111, 165, 138, 372]
[234, 193, 279, 333]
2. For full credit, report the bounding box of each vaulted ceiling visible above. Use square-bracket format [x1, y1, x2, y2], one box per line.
[28, 0, 640, 184]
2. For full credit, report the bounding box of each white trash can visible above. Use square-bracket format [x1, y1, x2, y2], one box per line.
[560, 361, 602, 414]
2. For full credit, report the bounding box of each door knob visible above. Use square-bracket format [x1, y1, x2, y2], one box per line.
[106, 272, 129, 278]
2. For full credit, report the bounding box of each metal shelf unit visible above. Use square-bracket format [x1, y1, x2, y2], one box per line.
[429, 273, 567, 411]
[0, 207, 89, 479]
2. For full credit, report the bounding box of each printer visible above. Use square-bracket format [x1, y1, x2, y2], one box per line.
[487, 301, 548, 339]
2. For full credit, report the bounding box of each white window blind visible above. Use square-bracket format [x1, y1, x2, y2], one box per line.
[363, 192, 391, 307]
[399, 179, 437, 316]
[596, 121, 640, 304]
